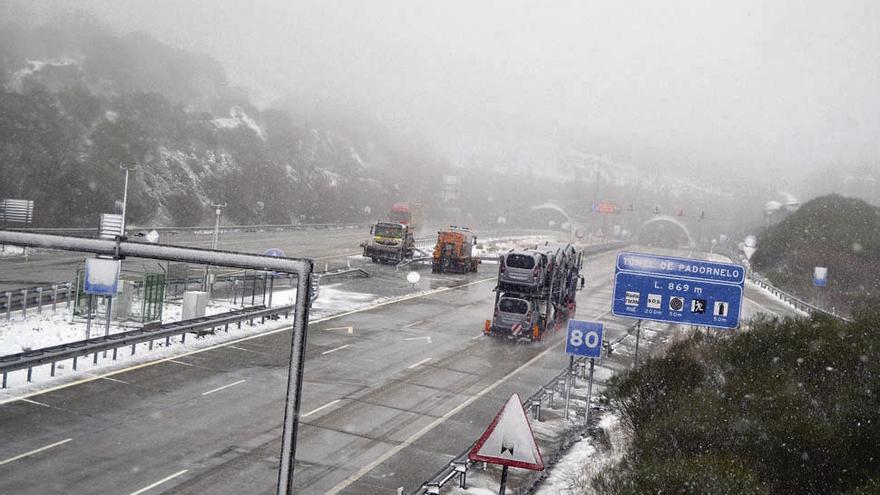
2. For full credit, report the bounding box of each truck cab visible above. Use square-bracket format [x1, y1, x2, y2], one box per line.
[362, 221, 415, 263]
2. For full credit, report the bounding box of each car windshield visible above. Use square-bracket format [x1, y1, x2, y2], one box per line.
[375, 224, 403, 237]
[499, 298, 529, 314]
[505, 253, 535, 269]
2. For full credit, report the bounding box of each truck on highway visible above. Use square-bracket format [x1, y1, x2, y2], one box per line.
[388, 202, 425, 233]
[361, 221, 416, 264]
[484, 242, 583, 341]
[432, 226, 480, 274]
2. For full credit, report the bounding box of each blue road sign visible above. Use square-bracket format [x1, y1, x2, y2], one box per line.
[84, 258, 121, 296]
[612, 252, 745, 329]
[813, 266, 827, 287]
[566, 320, 604, 358]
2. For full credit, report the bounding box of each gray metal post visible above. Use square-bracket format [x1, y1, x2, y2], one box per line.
[584, 358, 595, 425]
[36, 287, 43, 314]
[268, 274, 275, 308]
[103, 296, 113, 356]
[21, 289, 27, 318]
[633, 319, 642, 368]
[277, 270, 314, 495]
[5, 292, 10, 321]
[52, 285, 58, 313]
[498, 465, 509, 495]
[564, 355, 574, 420]
[66, 282, 72, 310]
[86, 294, 94, 339]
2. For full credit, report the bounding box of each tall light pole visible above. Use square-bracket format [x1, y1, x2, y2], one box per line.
[119, 166, 133, 234]
[211, 202, 226, 250]
[203, 202, 226, 291]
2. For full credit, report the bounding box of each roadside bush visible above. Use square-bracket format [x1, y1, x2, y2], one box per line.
[596, 313, 880, 495]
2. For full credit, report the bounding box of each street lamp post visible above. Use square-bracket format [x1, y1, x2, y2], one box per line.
[119, 166, 133, 234]
[203, 202, 227, 291]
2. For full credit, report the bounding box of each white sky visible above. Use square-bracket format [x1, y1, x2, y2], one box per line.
[26, 0, 880, 175]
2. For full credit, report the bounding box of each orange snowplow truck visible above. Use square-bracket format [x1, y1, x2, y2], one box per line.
[432, 227, 480, 274]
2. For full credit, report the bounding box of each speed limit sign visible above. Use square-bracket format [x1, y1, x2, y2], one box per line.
[566, 320, 603, 358]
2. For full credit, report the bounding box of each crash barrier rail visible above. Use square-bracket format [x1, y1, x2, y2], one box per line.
[0, 304, 295, 388]
[748, 273, 851, 323]
[1, 283, 74, 318]
[3, 222, 367, 238]
[410, 321, 639, 495]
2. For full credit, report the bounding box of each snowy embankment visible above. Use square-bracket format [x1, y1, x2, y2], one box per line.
[0, 283, 388, 397]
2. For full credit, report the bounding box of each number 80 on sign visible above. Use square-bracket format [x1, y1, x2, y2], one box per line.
[566, 320, 604, 358]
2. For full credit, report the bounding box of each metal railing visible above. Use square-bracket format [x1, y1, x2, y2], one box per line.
[4, 222, 367, 237]
[748, 273, 851, 322]
[0, 304, 294, 388]
[2, 283, 74, 318]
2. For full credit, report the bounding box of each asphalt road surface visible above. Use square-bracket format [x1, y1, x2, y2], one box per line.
[0, 247, 800, 494]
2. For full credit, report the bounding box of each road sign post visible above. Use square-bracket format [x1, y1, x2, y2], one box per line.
[612, 252, 745, 329]
[633, 319, 642, 368]
[565, 320, 603, 422]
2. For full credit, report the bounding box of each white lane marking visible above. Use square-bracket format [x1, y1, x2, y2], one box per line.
[21, 398, 50, 408]
[321, 344, 350, 355]
[403, 320, 424, 329]
[0, 277, 496, 406]
[403, 336, 432, 344]
[227, 345, 261, 353]
[302, 399, 341, 418]
[471, 334, 483, 340]
[407, 357, 432, 369]
[128, 469, 189, 495]
[326, 325, 577, 493]
[168, 359, 196, 367]
[322, 326, 354, 334]
[201, 379, 246, 396]
[0, 438, 72, 466]
[98, 376, 129, 384]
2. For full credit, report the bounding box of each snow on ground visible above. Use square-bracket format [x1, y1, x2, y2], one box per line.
[0, 245, 25, 256]
[0, 282, 385, 397]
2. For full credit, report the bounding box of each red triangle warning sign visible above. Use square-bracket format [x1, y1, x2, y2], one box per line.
[468, 393, 544, 471]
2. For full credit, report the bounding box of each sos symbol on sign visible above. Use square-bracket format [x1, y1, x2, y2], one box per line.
[566, 320, 604, 358]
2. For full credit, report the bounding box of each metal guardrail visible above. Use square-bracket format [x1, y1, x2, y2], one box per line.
[0, 304, 295, 388]
[4, 222, 367, 237]
[748, 273, 851, 322]
[1, 283, 73, 316]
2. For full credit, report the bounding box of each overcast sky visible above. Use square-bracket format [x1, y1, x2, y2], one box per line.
[26, 0, 880, 177]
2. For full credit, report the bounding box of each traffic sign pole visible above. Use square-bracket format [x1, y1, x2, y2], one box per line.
[564, 355, 574, 420]
[498, 465, 509, 495]
[633, 319, 642, 368]
[584, 358, 595, 425]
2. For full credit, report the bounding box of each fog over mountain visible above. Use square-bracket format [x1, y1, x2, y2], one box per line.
[11, 0, 877, 180]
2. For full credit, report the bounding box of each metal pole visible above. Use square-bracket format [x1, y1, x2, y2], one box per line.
[120, 167, 130, 234]
[633, 319, 642, 368]
[498, 465, 509, 495]
[36, 287, 43, 314]
[5, 292, 10, 321]
[564, 355, 573, 420]
[585, 358, 595, 425]
[86, 295, 93, 339]
[277, 269, 314, 495]
[21, 289, 27, 318]
[268, 275, 275, 308]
